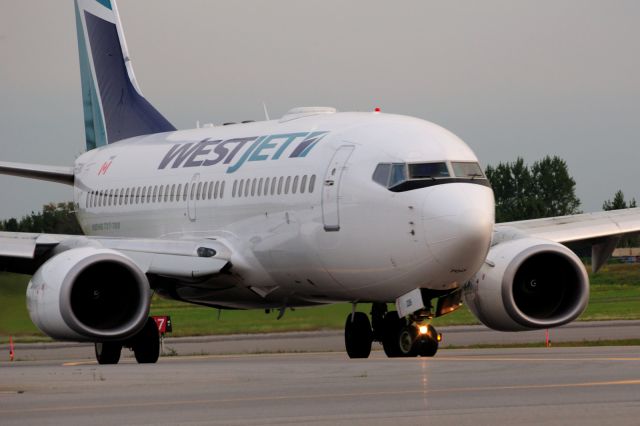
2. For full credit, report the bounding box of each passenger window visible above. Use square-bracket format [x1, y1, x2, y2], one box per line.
[292, 176, 299, 194]
[190, 182, 196, 200]
[214, 181, 219, 199]
[251, 178, 256, 197]
[197, 182, 202, 201]
[176, 184, 181, 202]
[263, 178, 270, 196]
[271, 177, 277, 195]
[284, 176, 291, 194]
[309, 175, 316, 193]
[220, 181, 225, 198]
[277, 177, 283, 195]
[183, 183, 189, 201]
[258, 178, 263, 196]
[238, 180, 244, 197]
[151, 186, 157, 203]
[140, 187, 146, 204]
[207, 181, 213, 200]
[123, 188, 129, 205]
[129, 187, 134, 204]
[300, 175, 307, 193]
[245, 179, 250, 197]
[158, 185, 164, 202]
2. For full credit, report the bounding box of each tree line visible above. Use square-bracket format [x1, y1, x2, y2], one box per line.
[0, 202, 83, 234]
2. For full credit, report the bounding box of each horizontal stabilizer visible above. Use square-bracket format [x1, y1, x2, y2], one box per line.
[0, 161, 74, 185]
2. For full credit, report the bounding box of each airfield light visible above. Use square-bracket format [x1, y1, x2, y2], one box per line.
[437, 333, 442, 342]
[418, 325, 428, 335]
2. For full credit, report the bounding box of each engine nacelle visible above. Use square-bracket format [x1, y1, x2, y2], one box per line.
[27, 247, 150, 341]
[462, 237, 589, 331]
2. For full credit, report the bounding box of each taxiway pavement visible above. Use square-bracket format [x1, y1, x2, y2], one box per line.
[1, 346, 640, 425]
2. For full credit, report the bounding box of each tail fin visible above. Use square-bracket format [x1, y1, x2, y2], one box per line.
[74, 0, 175, 150]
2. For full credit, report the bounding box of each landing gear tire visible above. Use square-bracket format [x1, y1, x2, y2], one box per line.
[382, 312, 414, 358]
[132, 318, 160, 364]
[415, 325, 439, 357]
[345, 312, 373, 359]
[95, 341, 122, 365]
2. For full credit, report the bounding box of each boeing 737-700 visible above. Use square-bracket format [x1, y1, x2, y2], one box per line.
[1, 0, 639, 364]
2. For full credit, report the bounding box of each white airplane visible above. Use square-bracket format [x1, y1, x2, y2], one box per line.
[2, 0, 640, 364]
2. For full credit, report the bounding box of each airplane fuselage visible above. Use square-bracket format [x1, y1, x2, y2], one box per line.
[73, 110, 495, 309]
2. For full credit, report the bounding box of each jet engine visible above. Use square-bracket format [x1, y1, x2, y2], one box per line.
[462, 237, 589, 331]
[26, 247, 150, 341]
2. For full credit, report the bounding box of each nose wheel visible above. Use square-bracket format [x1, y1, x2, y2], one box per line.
[344, 305, 440, 359]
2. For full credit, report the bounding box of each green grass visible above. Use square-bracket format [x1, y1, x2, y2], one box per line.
[2, 263, 640, 342]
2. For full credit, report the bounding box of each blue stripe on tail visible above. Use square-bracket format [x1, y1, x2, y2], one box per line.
[84, 12, 176, 145]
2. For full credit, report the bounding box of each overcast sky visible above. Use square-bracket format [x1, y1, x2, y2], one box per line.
[1, 0, 638, 219]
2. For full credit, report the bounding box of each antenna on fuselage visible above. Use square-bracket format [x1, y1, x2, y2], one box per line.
[262, 102, 271, 121]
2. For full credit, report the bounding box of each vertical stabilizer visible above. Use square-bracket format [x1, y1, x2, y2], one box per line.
[75, 0, 176, 150]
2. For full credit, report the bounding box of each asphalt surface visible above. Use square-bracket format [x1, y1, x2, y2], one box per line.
[2, 320, 639, 362]
[1, 346, 640, 425]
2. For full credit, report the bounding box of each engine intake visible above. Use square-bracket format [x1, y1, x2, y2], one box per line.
[27, 247, 150, 341]
[463, 237, 589, 331]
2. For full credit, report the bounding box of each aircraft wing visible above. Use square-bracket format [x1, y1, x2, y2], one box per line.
[496, 207, 640, 272]
[0, 231, 231, 279]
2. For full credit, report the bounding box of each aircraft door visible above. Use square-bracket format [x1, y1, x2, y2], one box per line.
[187, 173, 200, 222]
[322, 145, 354, 231]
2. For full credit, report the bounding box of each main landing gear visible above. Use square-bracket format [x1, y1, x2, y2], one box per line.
[95, 317, 160, 365]
[344, 303, 441, 359]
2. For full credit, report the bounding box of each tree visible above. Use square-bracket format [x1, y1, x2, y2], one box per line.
[603, 190, 637, 211]
[485, 156, 581, 222]
[531, 156, 581, 217]
[0, 202, 83, 235]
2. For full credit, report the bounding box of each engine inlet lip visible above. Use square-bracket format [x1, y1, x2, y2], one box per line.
[501, 244, 589, 329]
[59, 251, 150, 340]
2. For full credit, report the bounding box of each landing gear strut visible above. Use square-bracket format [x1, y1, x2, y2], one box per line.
[94, 317, 160, 365]
[344, 303, 441, 359]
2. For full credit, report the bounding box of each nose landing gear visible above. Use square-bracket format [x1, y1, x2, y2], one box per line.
[344, 303, 441, 359]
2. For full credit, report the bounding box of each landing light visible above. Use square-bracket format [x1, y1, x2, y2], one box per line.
[418, 325, 428, 335]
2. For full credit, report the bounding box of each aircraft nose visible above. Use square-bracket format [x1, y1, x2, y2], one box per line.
[422, 184, 494, 274]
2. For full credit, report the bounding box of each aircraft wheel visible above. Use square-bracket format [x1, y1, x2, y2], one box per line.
[382, 312, 414, 357]
[415, 325, 439, 357]
[132, 318, 160, 364]
[95, 341, 122, 365]
[345, 312, 373, 358]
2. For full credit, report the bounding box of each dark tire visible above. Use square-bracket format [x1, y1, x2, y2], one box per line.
[95, 342, 122, 365]
[382, 311, 407, 358]
[132, 318, 160, 364]
[416, 325, 439, 357]
[345, 312, 373, 359]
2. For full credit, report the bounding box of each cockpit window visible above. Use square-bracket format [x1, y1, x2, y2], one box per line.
[372, 160, 489, 192]
[372, 163, 391, 186]
[389, 164, 407, 187]
[452, 162, 484, 179]
[408, 162, 450, 179]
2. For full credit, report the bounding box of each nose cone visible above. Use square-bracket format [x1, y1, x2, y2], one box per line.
[422, 184, 494, 277]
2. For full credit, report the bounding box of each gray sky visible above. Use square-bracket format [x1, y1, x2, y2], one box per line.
[1, 0, 638, 219]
